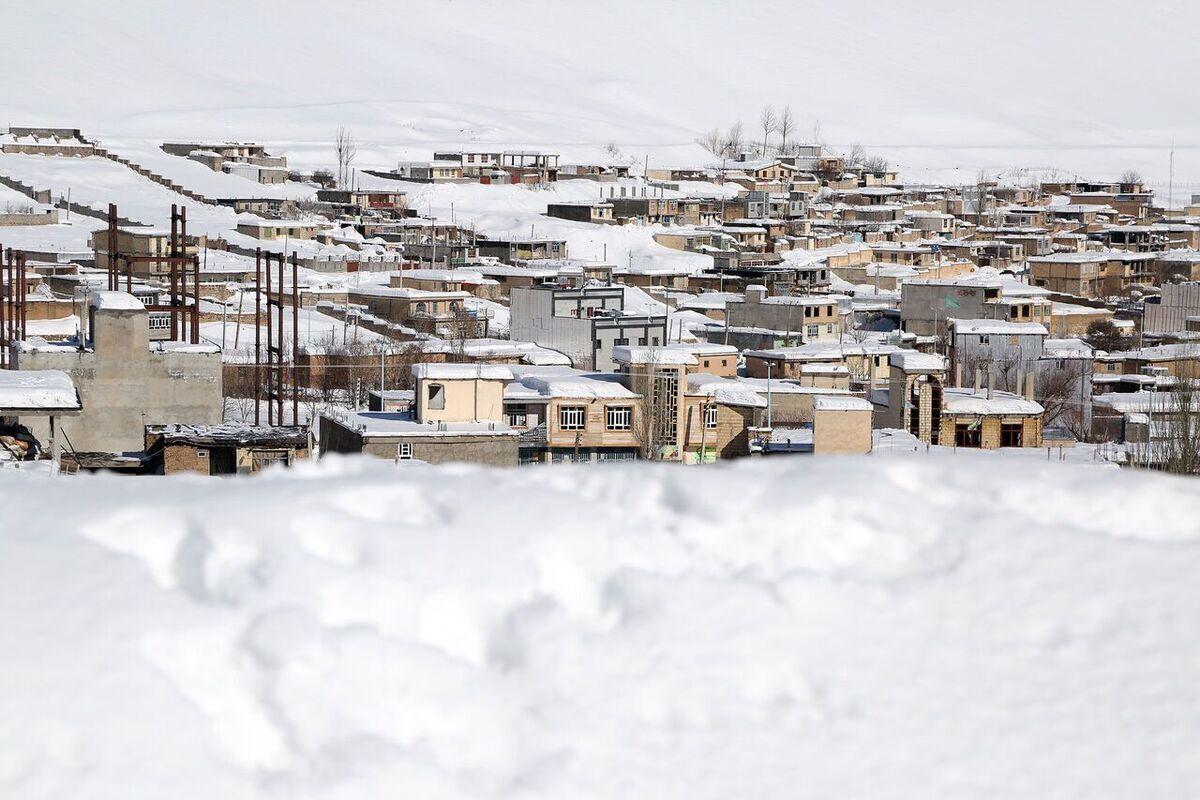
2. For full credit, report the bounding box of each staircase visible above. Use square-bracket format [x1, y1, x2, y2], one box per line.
[90, 144, 219, 206]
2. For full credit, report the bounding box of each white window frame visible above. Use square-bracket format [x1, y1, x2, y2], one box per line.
[606, 406, 632, 431]
[704, 404, 719, 429]
[559, 406, 586, 431]
[397, 442, 413, 460]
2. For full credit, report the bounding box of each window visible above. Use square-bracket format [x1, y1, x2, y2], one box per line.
[638, 337, 647, 346]
[954, 423, 981, 448]
[397, 442, 413, 460]
[651, 336, 660, 346]
[427, 383, 445, 410]
[614, 337, 629, 346]
[704, 405, 719, 429]
[806, 325, 818, 337]
[195, 449, 208, 458]
[252, 450, 289, 471]
[506, 403, 529, 427]
[148, 314, 171, 330]
[1000, 423, 1024, 448]
[703, 359, 710, 368]
[560, 406, 586, 430]
[415, 302, 427, 314]
[606, 406, 632, 430]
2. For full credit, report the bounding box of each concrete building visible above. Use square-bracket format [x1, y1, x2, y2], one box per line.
[10, 291, 223, 454]
[509, 285, 668, 371]
[319, 364, 518, 465]
[900, 277, 1051, 337]
[724, 285, 840, 344]
[144, 424, 310, 475]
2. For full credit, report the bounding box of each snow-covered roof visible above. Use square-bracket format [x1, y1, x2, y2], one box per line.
[330, 411, 517, 438]
[0, 369, 80, 413]
[685, 374, 767, 408]
[89, 291, 145, 312]
[411, 364, 514, 381]
[505, 368, 636, 400]
[949, 319, 1048, 336]
[889, 350, 946, 372]
[941, 388, 1043, 416]
[813, 395, 873, 412]
[612, 346, 697, 366]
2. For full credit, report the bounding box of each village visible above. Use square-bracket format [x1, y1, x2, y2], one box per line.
[0, 122, 1196, 475]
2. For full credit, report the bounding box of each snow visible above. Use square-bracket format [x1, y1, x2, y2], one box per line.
[89, 290, 145, 311]
[0, 369, 80, 411]
[941, 388, 1044, 416]
[411, 364, 514, 381]
[686, 373, 768, 408]
[889, 350, 946, 372]
[813, 395, 874, 412]
[611, 345, 696, 365]
[2, 456, 1200, 797]
[949, 319, 1048, 336]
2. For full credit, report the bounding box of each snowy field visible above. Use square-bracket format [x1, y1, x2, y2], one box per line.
[3, 454, 1200, 799]
[4, 1, 1199, 196]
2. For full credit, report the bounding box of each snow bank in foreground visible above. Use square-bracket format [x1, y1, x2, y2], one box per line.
[3, 455, 1199, 799]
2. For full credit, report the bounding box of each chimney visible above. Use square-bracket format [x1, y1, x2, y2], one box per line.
[1025, 371, 1035, 401]
[746, 284, 767, 304]
[974, 367, 982, 393]
[987, 366, 994, 400]
[955, 362, 962, 387]
[1015, 371, 1024, 397]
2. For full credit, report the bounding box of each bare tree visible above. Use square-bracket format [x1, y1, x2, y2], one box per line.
[777, 105, 795, 155]
[863, 155, 890, 174]
[1119, 169, 1143, 185]
[759, 105, 777, 156]
[1160, 365, 1200, 475]
[1036, 362, 1090, 441]
[847, 143, 867, 168]
[810, 118, 823, 147]
[699, 127, 724, 157]
[725, 120, 745, 157]
[334, 127, 357, 189]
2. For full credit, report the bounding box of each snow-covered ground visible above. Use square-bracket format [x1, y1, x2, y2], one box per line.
[2, 454, 1199, 799]
[3, 1, 1198, 193]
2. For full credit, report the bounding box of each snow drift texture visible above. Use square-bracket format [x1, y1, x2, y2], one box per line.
[3, 455, 1199, 799]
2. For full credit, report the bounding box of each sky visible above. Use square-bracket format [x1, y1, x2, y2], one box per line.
[4, 1, 1199, 188]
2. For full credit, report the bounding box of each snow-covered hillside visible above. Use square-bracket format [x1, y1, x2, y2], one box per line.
[2, 1, 1198, 190]
[3, 455, 1199, 799]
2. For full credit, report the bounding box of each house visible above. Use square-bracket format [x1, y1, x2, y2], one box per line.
[545, 201, 615, 224]
[946, 319, 1048, 384]
[395, 160, 464, 182]
[9, 291, 222, 454]
[509, 284, 668, 371]
[811, 395, 873, 455]
[162, 141, 289, 184]
[939, 387, 1044, 448]
[502, 366, 642, 463]
[348, 283, 486, 339]
[0, 368, 81, 467]
[316, 189, 407, 214]
[680, 373, 767, 461]
[723, 285, 840, 344]
[1027, 252, 1156, 298]
[608, 196, 680, 225]
[91, 226, 204, 278]
[234, 220, 323, 240]
[744, 340, 899, 386]
[143, 424, 310, 475]
[476, 235, 568, 264]
[319, 364, 518, 465]
[900, 277, 1051, 336]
